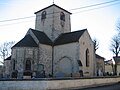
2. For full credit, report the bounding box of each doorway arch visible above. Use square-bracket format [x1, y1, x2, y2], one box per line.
[55, 56, 73, 77]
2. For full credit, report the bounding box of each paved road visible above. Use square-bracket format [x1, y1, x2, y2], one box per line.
[74, 83, 120, 90]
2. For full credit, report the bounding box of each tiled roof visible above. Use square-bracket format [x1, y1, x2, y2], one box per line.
[113, 56, 120, 58]
[4, 56, 11, 61]
[54, 29, 86, 45]
[104, 60, 113, 65]
[12, 29, 86, 48]
[35, 4, 72, 14]
[96, 54, 105, 60]
[12, 34, 38, 48]
[31, 29, 53, 45]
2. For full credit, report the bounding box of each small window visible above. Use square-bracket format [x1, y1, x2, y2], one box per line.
[86, 49, 90, 67]
[13, 59, 15, 70]
[41, 11, 46, 20]
[25, 60, 31, 70]
[60, 12, 65, 21]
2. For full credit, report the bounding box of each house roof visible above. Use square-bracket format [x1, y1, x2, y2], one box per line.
[113, 56, 120, 59]
[54, 29, 86, 45]
[104, 59, 113, 65]
[113, 56, 120, 63]
[4, 56, 11, 61]
[34, 4, 72, 14]
[31, 29, 53, 45]
[96, 54, 105, 60]
[12, 34, 38, 48]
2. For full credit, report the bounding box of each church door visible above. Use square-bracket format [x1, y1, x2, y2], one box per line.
[36, 64, 45, 78]
[55, 57, 73, 77]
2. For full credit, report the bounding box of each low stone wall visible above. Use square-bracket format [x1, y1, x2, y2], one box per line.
[0, 77, 120, 90]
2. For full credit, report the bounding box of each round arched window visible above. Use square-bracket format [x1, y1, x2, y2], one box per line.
[60, 12, 65, 21]
[86, 49, 90, 67]
[41, 11, 46, 20]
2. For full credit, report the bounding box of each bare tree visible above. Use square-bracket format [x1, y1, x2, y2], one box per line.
[110, 35, 120, 57]
[93, 38, 99, 52]
[0, 41, 15, 62]
[110, 35, 120, 75]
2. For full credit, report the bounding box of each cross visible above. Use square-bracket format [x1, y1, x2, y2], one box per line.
[53, 0, 54, 4]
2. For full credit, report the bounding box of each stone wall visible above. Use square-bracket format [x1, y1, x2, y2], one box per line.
[96, 57, 105, 76]
[79, 30, 96, 76]
[54, 43, 80, 77]
[11, 47, 38, 78]
[0, 77, 120, 90]
[105, 64, 113, 73]
[4, 60, 11, 78]
[39, 44, 52, 77]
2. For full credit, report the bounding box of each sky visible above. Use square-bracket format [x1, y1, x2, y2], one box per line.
[0, 0, 120, 63]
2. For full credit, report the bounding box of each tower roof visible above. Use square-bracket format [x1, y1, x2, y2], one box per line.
[35, 4, 72, 14]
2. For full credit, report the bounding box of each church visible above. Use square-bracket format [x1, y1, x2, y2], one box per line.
[4, 4, 96, 78]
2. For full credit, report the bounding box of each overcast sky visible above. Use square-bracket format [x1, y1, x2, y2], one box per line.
[0, 0, 120, 63]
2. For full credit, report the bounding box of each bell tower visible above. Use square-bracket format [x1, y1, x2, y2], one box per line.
[35, 4, 72, 41]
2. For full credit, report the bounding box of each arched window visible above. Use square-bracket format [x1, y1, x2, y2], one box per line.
[25, 60, 31, 71]
[86, 49, 90, 67]
[60, 12, 65, 21]
[41, 11, 46, 20]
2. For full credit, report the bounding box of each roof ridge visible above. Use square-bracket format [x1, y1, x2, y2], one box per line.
[30, 29, 53, 45]
[30, 28, 44, 33]
[63, 29, 86, 34]
[4, 56, 11, 61]
[12, 34, 38, 48]
[34, 4, 72, 14]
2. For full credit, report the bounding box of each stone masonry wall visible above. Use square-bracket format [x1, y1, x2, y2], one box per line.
[54, 43, 80, 77]
[35, 5, 71, 41]
[39, 44, 52, 77]
[79, 30, 95, 76]
[11, 47, 38, 78]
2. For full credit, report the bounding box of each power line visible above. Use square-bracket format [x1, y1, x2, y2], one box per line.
[0, 16, 35, 22]
[0, 15, 58, 26]
[0, 20, 35, 26]
[73, 2, 120, 14]
[0, 12, 60, 23]
[0, 0, 120, 24]
[69, 0, 120, 11]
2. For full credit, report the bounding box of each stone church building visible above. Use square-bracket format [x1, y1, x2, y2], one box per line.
[4, 4, 96, 78]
